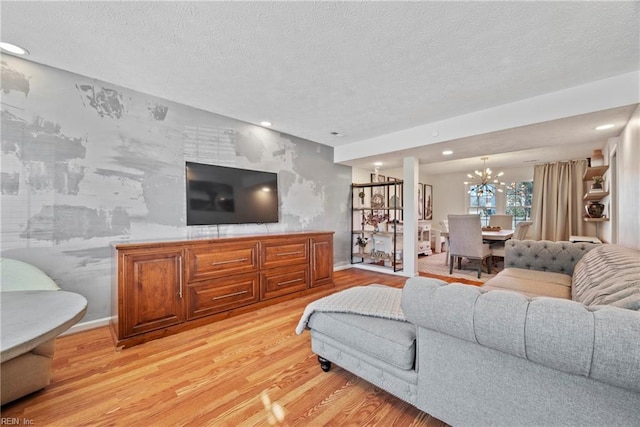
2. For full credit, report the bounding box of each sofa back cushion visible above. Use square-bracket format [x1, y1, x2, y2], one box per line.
[572, 244, 640, 310]
[504, 240, 597, 276]
[401, 277, 640, 394]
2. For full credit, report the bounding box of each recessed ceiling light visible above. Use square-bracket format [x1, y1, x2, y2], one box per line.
[595, 124, 614, 131]
[374, 162, 383, 166]
[442, 150, 453, 156]
[260, 121, 272, 127]
[0, 42, 29, 55]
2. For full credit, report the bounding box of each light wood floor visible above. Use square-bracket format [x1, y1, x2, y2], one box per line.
[1, 268, 449, 426]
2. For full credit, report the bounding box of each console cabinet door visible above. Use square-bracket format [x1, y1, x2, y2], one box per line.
[311, 234, 333, 288]
[121, 249, 184, 337]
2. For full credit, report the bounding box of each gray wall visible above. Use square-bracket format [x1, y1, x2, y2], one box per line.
[1, 56, 352, 323]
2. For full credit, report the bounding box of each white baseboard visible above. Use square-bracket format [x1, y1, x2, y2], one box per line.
[61, 316, 111, 336]
[350, 263, 412, 277]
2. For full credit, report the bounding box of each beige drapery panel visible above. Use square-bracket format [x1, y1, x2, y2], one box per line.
[532, 160, 586, 241]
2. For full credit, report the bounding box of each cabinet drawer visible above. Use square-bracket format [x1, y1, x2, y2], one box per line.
[260, 238, 309, 269]
[261, 266, 309, 300]
[186, 241, 259, 282]
[187, 273, 259, 319]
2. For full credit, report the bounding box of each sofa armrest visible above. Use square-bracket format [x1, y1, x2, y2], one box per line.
[504, 240, 598, 275]
[401, 276, 640, 393]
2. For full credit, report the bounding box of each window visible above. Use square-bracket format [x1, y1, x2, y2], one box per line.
[505, 181, 533, 228]
[467, 181, 534, 227]
[468, 184, 496, 226]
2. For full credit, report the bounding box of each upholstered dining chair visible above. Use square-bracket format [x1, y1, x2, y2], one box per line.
[437, 220, 450, 265]
[491, 221, 533, 262]
[488, 214, 513, 230]
[447, 214, 492, 278]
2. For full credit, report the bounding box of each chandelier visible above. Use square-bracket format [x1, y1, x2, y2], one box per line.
[464, 157, 505, 196]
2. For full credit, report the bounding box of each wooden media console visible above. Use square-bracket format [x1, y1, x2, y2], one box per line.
[111, 231, 333, 348]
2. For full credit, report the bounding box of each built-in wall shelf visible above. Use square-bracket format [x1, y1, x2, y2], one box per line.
[583, 166, 608, 181]
[583, 191, 609, 201]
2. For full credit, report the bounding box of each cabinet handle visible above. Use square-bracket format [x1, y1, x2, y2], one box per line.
[276, 251, 302, 257]
[211, 290, 247, 301]
[278, 278, 302, 287]
[312, 247, 317, 272]
[211, 258, 247, 266]
[179, 256, 183, 299]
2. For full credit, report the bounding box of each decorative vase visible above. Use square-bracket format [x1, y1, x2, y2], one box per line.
[591, 149, 604, 167]
[586, 201, 605, 218]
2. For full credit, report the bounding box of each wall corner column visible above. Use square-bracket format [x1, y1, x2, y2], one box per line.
[403, 157, 419, 277]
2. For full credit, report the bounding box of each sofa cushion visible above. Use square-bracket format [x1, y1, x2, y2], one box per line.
[402, 277, 640, 394]
[307, 312, 416, 370]
[572, 244, 640, 310]
[482, 268, 572, 299]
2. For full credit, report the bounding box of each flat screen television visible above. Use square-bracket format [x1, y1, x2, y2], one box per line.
[185, 162, 279, 225]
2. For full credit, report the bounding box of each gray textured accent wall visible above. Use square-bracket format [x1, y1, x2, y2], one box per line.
[1, 56, 352, 323]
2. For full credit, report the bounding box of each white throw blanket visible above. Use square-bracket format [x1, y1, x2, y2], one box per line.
[295, 285, 406, 334]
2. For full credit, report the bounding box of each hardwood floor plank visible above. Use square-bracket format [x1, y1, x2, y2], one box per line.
[1, 268, 449, 426]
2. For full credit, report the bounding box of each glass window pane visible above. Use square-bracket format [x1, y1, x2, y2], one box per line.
[505, 181, 533, 228]
[468, 184, 496, 226]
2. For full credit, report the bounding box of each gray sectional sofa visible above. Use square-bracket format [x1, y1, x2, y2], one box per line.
[298, 241, 640, 426]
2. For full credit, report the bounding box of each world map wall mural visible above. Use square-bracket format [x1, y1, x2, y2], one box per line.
[1, 56, 351, 323]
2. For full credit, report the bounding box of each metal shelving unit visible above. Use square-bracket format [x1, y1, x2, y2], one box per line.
[351, 181, 403, 272]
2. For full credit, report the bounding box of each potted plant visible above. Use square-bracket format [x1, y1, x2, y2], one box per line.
[591, 176, 604, 192]
[354, 234, 368, 254]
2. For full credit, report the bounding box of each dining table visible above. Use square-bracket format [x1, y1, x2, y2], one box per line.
[439, 229, 514, 265]
[439, 229, 514, 241]
[479, 229, 514, 241]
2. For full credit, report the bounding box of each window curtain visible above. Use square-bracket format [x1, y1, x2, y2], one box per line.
[532, 160, 586, 241]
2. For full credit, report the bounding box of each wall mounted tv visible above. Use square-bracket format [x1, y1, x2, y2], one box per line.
[185, 162, 279, 226]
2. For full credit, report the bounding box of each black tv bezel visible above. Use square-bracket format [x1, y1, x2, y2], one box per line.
[185, 162, 279, 226]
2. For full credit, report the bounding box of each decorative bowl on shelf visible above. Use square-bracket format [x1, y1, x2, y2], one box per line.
[585, 201, 605, 218]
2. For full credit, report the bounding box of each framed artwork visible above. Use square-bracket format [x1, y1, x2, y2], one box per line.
[424, 184, 433, 220]
[371, 191, 385, 208]
[371, 173, 386, 183]
[418, 183, 424, 219]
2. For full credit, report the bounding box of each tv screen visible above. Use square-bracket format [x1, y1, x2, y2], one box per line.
[186, 162, 279, 225]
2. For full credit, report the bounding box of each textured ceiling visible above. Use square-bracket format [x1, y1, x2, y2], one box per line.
[1, 1, 639, 172]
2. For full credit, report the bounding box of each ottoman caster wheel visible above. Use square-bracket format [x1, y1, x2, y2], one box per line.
[318, 356, 332, 372]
